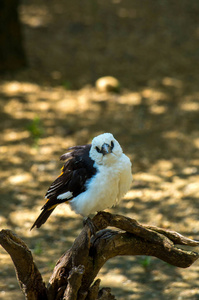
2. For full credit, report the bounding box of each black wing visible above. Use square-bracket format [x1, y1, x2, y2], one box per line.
[44, 144, 96, 209]
[31, 144, 97, 229]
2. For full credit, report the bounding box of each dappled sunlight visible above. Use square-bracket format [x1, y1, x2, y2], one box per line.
[181, 101, 199, 112]
[1, 76, 199, 298]
[1, 81, 40, 95]
[2, 130, 30, 143]
[162, 77, 183, 89]
[99, 255, 199, 299]
[1, 0, 199, 298]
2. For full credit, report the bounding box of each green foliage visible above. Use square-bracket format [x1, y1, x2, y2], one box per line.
[27, 116, 44, 146]
[139, 256, 152, 270]
[33, 241, 43, 255]
[62, 80, 72, 90]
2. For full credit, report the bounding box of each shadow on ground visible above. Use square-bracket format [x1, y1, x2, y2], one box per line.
[0, 1, 199, 299]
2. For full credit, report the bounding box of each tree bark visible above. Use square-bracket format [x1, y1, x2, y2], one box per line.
[0, 0, 26, 72]
[0, 229, 47, 300]
[0, 212, 199, 300]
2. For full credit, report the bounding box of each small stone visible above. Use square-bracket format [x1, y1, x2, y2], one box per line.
[95, 76, 120, 93]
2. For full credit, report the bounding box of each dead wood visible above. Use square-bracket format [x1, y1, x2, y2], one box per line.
[1, 212, 199, 300]
[0, 229, 47, 300]
[63, 265, 85, 300]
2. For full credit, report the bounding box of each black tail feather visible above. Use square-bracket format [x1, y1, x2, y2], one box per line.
[30, 207, 55, 230]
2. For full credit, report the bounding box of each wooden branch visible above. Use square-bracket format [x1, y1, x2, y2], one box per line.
[84, 277, 116, 300]
[47, 224, 91, 300]
[97, 287, 116, 300]
[0, 229, 47, 300]
[48, 212, 199, 299]
[86, 279, 101, 300]
[1, 213, 199, 300]
[92, 212, 199, 248]
[63, 265, 85, 300]
[144, 224, 199, 246]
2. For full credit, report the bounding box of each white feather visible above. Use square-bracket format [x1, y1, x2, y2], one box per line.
[57, 191, 73, 200]
[45, 182, 63, 198]
[70, 133, 132, 216]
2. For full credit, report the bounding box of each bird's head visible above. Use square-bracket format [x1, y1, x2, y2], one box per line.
[89, 133, 123, 165]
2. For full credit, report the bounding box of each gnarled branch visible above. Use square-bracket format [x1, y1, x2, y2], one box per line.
[1, 212, 199, 300]
[0, 229, 47, 300]
[48, 212, 199, 299]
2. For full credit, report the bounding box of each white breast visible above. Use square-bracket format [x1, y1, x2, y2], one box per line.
[70, 153, 132, 216]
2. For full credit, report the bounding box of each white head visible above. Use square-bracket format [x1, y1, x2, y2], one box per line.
[89, 133, 123, 165]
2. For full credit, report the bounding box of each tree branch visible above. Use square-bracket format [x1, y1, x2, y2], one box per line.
[1, 213, 199, 300]
[47, 224, 91, 300]
[48, 212, 199, 299]
[0, 229, 47, 300]
[63, 265, 85, 300]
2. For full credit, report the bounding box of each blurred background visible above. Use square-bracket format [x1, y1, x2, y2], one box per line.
[0, 0, 199, 299]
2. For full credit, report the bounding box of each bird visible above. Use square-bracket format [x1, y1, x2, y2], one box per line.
[31, 133, 132, 230]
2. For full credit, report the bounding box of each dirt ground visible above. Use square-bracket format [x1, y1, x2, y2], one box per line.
[1, 0, 199, 299]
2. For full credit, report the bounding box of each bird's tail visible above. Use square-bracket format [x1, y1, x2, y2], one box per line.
[30, 206, 56, 230]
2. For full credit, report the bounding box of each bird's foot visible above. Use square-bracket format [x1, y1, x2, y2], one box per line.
[83, 217, 97, 236]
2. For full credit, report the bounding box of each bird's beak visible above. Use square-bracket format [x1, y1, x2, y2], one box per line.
[101, 143, 112, 156]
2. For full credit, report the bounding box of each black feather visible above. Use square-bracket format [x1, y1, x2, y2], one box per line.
[30, 206, 56, 230]
[60, 145, 91, 161]
[44, 144, 96, 201]
[31, 144, 97, 229]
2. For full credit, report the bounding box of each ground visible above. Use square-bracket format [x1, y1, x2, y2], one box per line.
[0, 1, 199, 299]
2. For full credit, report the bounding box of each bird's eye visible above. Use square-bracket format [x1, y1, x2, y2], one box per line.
[111, 141, 114, 149]
[95, 146, 101, 153]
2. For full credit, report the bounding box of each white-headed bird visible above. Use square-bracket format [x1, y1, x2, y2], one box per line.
[31, 133, 132, 230]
